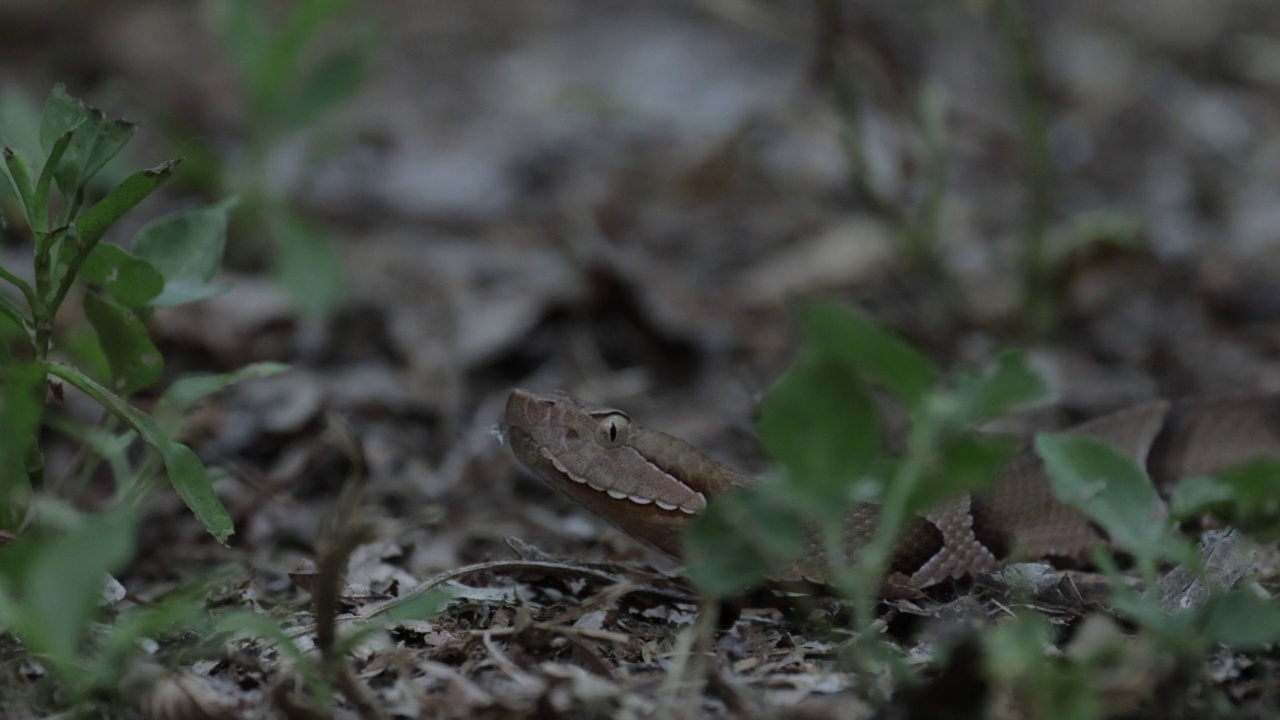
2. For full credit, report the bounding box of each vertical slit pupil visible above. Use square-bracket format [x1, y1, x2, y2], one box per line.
[609, 423, 617, 442]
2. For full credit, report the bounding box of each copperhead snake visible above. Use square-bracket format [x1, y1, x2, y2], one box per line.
[501, 388, 1280, 596]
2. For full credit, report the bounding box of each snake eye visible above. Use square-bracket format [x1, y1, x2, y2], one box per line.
[597, 414, 630, 447]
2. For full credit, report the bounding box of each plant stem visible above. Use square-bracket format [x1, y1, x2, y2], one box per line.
[32, 239, 49, 361]
[996, 0, 1056, 334]
[46, 239, 93, 332]
[846, 402, 946, 635]
[25, 444, 44, 493]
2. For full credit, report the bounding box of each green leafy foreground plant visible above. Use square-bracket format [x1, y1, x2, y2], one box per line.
[685, 302, 1045, 627]
[0, 507, 206, 713]
[0, 87, 308, 713]
[0, 85, 237, 539]
[684, 302, 1280, 716]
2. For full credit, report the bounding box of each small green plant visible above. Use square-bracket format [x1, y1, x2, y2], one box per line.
[0, 508, 205, 711]
[988, 435, 1280, 717]
[685, 302, 1045, 634]
[0, 85, 237, 541]
[685, 301, 1280, 716]
[187, 0, 375, 313]
[0, 85, 299, 714]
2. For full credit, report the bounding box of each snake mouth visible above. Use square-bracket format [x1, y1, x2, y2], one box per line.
[536, 446, 703, 515]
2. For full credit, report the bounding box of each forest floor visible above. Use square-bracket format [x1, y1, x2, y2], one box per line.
[5, 0, 1280, 717]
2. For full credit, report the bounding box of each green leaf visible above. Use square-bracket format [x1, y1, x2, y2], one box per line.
[1109, 590, 1188, 644]
[58, 324, 111, 387]
[38, 85, 89, 154]
[0, 363, 43, 530]
[982, 612, 1053, 684]
[953, 351, 1048, 425]
[216, 611, 306, 661]
[83, 290, 163, 395]
[243, 0, 356, 138]
[0, 293, 33, 344]
[270, 208, 342, 313]
[372, 589, 451, 624]
[1034, 434, 1182, 565]
[223, 0, 269, 81]
[63, 242, 164, 308]
[34, 126, 75, 230]
[336, 589, 455, 655]
[0, 588, 19, 630]
[24, 507, 135, 666]
[1169, 462, 1280, 540]
[265, 0, 352, 94]
[153, 362, 290, 433]
[684, 485, 809, 596]
[0, 523, 44, 589]
[145, 280, 232, 308]
[1167, 477, 1236, 523]
[132, 199, 235, 307]
[2, 147, 36, 224]
[159, 362, 290, 414]
[38, 85, 136, 198]
[75, 160, 179, 249]
[905, 433, 1019, 517]
[758, 350, 879, 506]
[42, 362, 234, 544]
[983, 614, 1101, 720]
[1199, 590, 1280, 650]
[91, 595, 204, 689]
[161, 444, 233, 542]
[802, 302, 938, 410]
[288, 28, 372, 127]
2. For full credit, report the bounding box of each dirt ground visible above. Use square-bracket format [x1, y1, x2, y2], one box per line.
[5, 0, 1280, 717]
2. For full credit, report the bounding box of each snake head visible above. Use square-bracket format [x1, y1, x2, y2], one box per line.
[502, 388, 756, 557]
